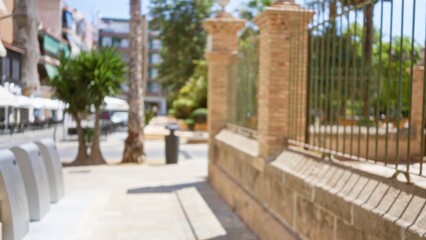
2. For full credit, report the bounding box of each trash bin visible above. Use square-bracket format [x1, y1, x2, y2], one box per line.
[165, 123, 179, 164]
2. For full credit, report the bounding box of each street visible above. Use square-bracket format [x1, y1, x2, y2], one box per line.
[0, 126, 208, 165]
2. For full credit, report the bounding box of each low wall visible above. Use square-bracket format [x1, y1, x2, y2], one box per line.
[210, 129, 426, 240]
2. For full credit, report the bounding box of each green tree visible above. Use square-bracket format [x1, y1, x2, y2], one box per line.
[50, 55, 91, 164]
[77, 49, 126, 164]
[239, 0, 271, 20]
[150, 0, 213, 97]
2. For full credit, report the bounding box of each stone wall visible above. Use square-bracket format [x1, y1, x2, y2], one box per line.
[210, 129, 426, 240]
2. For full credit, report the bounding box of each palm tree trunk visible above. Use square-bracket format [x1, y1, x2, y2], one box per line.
[73, 113, 89, 164]
[90, 107, 106, 165]
[122, 0, 145, 164]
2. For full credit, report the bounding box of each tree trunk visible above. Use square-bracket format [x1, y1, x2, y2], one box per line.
[90, 107, 106, 165]
[122, 0, 145, 164]
[13, 0, 41, 95]
[71, 113, 89, 165]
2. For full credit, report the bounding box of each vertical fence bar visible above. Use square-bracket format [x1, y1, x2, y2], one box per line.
[329, 0, 337, 152]
[306, 29, 312, 146]
[350, 11, 358, 157]
[312, 8, 320, 147]
[421, 30, 426, 175]
[364, 2, 373, 162]
[294, 11, 301, 142]
[335, 9, 343, 153]
[375, 0, 384, 163]
[395, 0, 405, 168]
[288, 25, 295, 140]
[406, 0, 417, 172]
[343, 1, 351, 155]
[319, 2, 326, 150]
[357, 7, 364, 160]
[384, 1, 394, 166]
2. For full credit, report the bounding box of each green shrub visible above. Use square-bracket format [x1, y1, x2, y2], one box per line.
[192, 108, 207, 123]
[172, 98, 195, 119]
[145, 109, 156, 126]
[168, 109, 176, 117]
[184, 118, 195, 130]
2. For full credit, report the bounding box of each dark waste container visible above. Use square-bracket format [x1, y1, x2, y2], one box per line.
[165, 123, 179, 164]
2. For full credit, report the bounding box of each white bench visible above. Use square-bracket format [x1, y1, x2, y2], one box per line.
[35, 139, 64, 203]
[11, 143, 51, 221]
[0, 149, 30, 240]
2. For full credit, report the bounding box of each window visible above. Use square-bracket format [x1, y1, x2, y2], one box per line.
[150, 54, 161, 64]
[1, 57, 10, 80]
[62, 11, 74, 30]
[12, 59, 20, 80]
[149, 68, 159, 79]
[101, 37, 112, 47]
[150, 39, 162, 50]
[147, 82, 161, 93]
[120, 39, 129, 48]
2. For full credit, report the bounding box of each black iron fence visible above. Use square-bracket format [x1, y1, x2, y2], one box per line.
[288, 0, 426, 180]
[227, 34, 259, 130]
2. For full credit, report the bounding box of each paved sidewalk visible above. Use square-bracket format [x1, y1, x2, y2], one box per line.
[24, 140, 256, 240]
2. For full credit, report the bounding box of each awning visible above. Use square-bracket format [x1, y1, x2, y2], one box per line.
[45, 64, 58, 80]
[104, 96, 129, 111]
[0, 86, 18, 107]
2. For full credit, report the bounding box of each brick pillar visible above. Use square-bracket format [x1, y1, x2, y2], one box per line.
[255, 2, 314, 158]
[203, 14, 246, 160]
[412, 65, 425, 139]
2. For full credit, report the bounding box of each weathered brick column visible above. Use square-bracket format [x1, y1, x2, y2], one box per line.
[412, 65, 425, 140]
[203, 13, 246, 161]
[255, 1, 313, 158]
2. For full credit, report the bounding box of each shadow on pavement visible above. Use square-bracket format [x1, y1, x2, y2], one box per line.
[127, 180, 257, 240]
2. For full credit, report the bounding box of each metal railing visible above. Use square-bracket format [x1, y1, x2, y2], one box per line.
[288, 0, 426, 179]
[227, 33, 259, 130]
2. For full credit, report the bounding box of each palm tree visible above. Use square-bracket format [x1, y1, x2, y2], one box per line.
[50, 55, 91, 164]
[122, 0, 145, 163]
[78, 49, 126, 165]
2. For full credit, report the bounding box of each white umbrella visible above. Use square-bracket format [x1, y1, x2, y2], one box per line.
[16, 95, 32, 108]
[0, 86, 18, 107]
[104, 96, 129, 111]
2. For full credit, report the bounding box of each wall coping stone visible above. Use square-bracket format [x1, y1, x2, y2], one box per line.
[270, 150, 426, 239]
[215, 130, 259, 158]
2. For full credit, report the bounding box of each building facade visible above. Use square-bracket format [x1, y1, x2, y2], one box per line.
[36, 1, 94, 97]
[98, 17, 167, 115]
[0, 0, 24, 94]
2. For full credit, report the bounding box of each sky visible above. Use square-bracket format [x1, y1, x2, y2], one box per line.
[66, 0, 249, 24]
[67, 0, 425, 45]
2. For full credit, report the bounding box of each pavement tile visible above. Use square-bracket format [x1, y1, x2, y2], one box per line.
[22, 134, 256, 240]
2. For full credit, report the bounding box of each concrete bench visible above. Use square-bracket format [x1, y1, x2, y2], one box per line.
[0, 149, 30, 240]
[35, 138, 64, 203]
[11, 143, 51, 222]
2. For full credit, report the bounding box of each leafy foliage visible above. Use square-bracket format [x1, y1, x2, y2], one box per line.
[239, 0, 271, 20]
[177, 60, 207, 109]
[149, 0, 213, 96]
[172, 98, 196, 119]
[77, 48, 126, 110]
[192, 108, 207, 124]
[50, 54, 91, 116]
